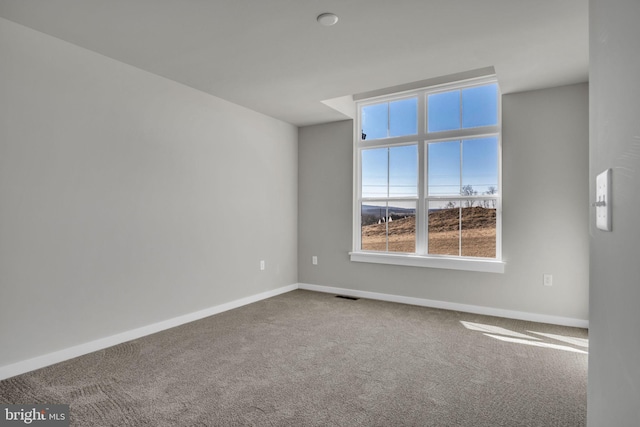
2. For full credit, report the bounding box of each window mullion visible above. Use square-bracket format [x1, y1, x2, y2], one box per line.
[459, 139, 464, 197]
[459, 89, 463, 130]
[386, 148, 390, 251]
[417, 91, 427, 255]
[458, 204, 462, 257]
[418, 150, 426, 255]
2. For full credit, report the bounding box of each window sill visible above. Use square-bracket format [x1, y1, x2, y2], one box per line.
[349, 251, 505, 273]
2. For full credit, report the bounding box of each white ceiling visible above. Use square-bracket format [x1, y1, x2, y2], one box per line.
[0, 0, 588, 127]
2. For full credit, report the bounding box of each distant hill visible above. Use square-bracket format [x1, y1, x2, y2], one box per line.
[361, 204, 416, 226]
[361, 206, 497, 257]
[428, 206, 496, 232]
[361, 205, 495, 229]
[361, 204, 415, 216]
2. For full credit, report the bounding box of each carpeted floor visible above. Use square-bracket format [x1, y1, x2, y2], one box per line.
[0, 290, 588, 426]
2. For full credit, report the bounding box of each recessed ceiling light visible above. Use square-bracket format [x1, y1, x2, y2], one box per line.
[317, 13, 339, 26]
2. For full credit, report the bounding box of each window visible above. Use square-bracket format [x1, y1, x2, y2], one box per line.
[352, 76, 504, 273]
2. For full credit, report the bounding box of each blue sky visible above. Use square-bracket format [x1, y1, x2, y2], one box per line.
[361, 84, 498, 201]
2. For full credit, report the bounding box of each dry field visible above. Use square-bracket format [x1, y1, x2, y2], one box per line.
[362, 207, 496, 257]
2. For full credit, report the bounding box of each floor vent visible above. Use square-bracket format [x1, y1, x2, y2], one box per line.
[335, 295, 359, 301]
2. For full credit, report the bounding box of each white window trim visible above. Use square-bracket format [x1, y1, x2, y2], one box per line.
[351, 75, 504, 273]
[349, 251, 506, 274]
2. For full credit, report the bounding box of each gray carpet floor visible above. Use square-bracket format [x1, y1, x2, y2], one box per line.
[0, 289, 588, 426]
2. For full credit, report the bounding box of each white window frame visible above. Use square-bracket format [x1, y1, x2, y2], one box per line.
[350, 75, 505, 273]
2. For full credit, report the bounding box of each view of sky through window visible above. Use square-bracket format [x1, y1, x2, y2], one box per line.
[362, 97, 418, 140]
[362, 145, 418, 198]
[362, 84, 498, 201]
[428, 137, 498, 197]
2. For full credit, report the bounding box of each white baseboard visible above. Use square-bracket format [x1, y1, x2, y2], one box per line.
[0, 284, 298, 381]
[297, 283, 589, 329]
[0, 282, 588, 380]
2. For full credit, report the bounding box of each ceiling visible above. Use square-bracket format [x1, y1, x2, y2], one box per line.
[0, 0, 588, 127]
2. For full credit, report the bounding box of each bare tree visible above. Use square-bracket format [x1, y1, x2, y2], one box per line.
[461, 185, 477, 207]
[484, 186, 497, 208]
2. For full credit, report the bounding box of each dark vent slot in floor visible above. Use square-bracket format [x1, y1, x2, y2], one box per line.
[335, 295, 359, 301]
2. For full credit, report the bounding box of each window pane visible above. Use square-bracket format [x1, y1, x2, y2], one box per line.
[428, 90, 460, 132]
[462, 137, 498, 196]
[389, 98, 418, 137]
[462, 84, 498, 128]
[428, 201, 460, 256]
[361, 202, 387, 251]
[389, 145, 418, 197]
[461, 202, 496, 258]
[388, 201, 416, 253]
[362, 148, 388, 198]
[361, 103, 388, 140]
[428, 141, 460, 195]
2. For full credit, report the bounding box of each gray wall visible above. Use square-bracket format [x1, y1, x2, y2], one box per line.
[588, 0, 640, 425]
[299, 83, 589, 321]
[0, 18, 298, 367]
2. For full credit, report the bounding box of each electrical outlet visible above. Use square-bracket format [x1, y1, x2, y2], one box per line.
[312, 256, 318, 265]
[260, 260, 265, 271]
[543, 274, 553, 287]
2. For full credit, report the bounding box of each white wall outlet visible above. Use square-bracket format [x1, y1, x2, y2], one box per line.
[595, 169, 612, 231]
[260, 260, 265, 271]
[543, 274, 553, 287]
[312, 256, 318, 265]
